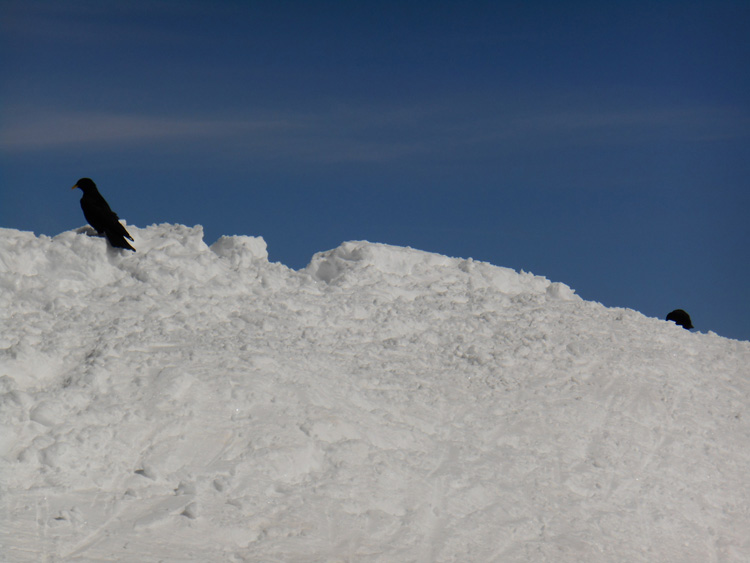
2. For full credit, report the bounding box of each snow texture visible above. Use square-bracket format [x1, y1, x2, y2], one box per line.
[1, 223, 749, 562]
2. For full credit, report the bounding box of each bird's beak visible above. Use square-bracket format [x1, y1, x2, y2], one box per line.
[71, 183, 78, 190]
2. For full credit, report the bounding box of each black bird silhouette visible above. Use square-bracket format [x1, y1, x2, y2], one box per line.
[666, 309, 693, 330]
[72, 178, 135, 251]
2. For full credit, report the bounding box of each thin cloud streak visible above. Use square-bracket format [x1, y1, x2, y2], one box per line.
[2, 103, 746, 163]
[0, 109, 302, 150]
[513, 106, 750, 142]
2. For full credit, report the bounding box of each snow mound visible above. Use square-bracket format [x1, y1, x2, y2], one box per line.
[307, 240, 578, 300]
[0, 223, 268, 293]
[1, 224, 749, 562]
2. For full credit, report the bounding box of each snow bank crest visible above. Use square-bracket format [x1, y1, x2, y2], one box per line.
[306, 240, 578, 299]
[0, 223, 268, 282]
[1, 225, 575, 302]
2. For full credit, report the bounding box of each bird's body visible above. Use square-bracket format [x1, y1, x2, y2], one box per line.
[72, 178, 135, 251]
[666, 309, 693, 330]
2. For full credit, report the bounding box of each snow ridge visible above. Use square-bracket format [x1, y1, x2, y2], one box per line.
[1, 224, 749, 562]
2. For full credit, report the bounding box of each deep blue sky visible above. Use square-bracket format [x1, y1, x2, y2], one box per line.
[2, 1, 749, 341]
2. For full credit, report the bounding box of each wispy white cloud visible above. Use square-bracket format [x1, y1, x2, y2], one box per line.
[511, 106, 750, 142]
[0, 108, 301, 149]
[0, 105, 441, 162]
[416, 104, 750, 154]
[2, 102, 746, 163]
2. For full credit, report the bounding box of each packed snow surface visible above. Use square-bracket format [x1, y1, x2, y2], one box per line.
[1, 223, 749, 562]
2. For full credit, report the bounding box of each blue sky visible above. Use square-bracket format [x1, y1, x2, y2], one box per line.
[2, 0, 749, 341]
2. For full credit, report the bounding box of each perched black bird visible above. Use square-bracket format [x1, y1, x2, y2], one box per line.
[72, 178, 135, 251]
[666, 309, 693, 330]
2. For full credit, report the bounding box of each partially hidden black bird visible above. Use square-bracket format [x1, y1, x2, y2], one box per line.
[72, 178, 135, 251]
[666, 309, 693, 330]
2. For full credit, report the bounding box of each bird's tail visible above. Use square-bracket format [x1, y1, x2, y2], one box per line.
[105, 229, 136, 251]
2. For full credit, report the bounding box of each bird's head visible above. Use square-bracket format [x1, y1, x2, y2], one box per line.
[72, 178, 96, 192]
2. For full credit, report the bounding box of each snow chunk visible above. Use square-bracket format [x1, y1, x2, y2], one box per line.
[210, 235, 268, 266]
[307, 241, 454, 282]
[546, 281, 578, 301]
[29, 401, 63, 427]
